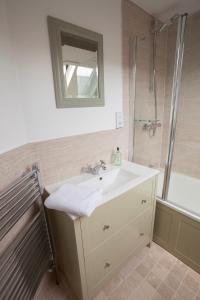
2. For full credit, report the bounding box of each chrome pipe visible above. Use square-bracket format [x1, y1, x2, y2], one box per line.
[0, 165, 57, 299]
[128, 36, 138, 161]
[0, 192, 40, 240]
[0, 214, 41, 277]
[0, 220, 37, 287]
[162, 14, 188, 201]
[2, 234, 45, 298]
[0, 213, 50, 299]
[152, 30, 158, 136]
[9, 243, 48, 300]
[0, 183, 39, 220]
[24, 259, 49, 300]
[19, 251, 49, 300]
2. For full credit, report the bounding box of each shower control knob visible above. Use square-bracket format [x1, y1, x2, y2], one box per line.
[141, 199, 147, 204]
[104, 262, 111, 268]
[103, 225, 110, 231]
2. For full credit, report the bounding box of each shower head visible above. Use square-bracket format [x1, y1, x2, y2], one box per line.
[158, 23, 168, 32]
[170, 14, 180, 23]
[152, 22, 168, 34]
[153, 13, 181, 34]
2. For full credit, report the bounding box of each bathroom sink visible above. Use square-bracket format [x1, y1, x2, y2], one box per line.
[46, 161, 160, 213]
[79, 168, 138, 195]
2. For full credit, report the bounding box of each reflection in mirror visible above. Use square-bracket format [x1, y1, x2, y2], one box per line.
[61, 33, 98, 98]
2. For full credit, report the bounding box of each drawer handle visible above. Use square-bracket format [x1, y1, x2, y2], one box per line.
[141, 199, 147, 204]
[103, 225, 110, 231]
[104, 262, 111, 269]
[139, 232, 144, 236]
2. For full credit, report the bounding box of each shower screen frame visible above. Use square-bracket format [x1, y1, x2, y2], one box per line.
[129, 14, 188, 202]
[161, 14, 187, 201]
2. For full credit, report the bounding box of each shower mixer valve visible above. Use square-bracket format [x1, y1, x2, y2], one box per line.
[143, 120, 161, 136]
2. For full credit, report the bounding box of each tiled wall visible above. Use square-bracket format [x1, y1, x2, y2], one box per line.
[0, 127, 128, 190]
[130, 7, 200, 179]
[123, 0, 167, 168]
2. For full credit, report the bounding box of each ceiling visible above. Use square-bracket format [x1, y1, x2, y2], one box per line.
[131, 0, 200, 21]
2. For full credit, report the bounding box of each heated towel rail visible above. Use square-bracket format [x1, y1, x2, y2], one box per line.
[0, 164, 56, 300]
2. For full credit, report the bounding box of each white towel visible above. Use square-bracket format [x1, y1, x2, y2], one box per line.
[44, 183, 102, 217]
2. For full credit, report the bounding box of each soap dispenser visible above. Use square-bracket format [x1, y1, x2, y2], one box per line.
[113, 147, 122, 166]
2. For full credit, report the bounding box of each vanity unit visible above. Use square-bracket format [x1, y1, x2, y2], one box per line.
[46, 161, 159, 300]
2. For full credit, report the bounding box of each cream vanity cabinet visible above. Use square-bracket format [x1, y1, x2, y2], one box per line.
[48, 177, 157, 300]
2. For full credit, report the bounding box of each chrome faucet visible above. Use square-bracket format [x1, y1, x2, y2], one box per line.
[86, 160, 106, 175]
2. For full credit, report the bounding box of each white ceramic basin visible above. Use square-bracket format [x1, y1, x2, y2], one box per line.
[46, 161, 160, 215]
[79, 168, 138, 195]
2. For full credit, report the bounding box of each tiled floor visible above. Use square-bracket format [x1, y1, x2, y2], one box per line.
[35, 243, 200, 300]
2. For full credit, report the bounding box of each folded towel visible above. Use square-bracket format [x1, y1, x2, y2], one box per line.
[44, 183, 102, 217]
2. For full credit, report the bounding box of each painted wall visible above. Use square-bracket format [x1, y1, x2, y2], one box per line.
[0, 0, 28, 154]
[1, 0, 122, 152]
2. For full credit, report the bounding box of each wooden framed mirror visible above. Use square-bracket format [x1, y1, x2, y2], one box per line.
[47, 16, 104, 108]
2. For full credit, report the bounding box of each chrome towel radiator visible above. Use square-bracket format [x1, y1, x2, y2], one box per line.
[0, 165, 56, 300]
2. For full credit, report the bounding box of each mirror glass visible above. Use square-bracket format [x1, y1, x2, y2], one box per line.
[61, 32, 98, 99]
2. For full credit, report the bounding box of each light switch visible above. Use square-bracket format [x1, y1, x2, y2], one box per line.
[116, 112, 124, 129]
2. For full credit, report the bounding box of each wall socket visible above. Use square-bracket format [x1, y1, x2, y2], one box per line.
[115, 112, 124, 129]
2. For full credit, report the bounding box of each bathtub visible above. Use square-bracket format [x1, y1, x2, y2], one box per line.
[156, 171, 200, 222]
[154, 171, 200, 274]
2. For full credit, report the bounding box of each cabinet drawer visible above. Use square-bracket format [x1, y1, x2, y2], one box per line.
[81, 179, 154, 254]
[85, 208, 153, 292]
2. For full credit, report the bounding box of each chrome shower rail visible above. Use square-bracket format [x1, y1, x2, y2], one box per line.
[128, 36, 138, 161]
[0, 165, 57, 299]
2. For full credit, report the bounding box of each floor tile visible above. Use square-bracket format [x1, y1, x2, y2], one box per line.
[143, 253, 157, 269]
[34, 243, 200, 300]
[151, 291, 165, 300]
[164, 271, 182, 291]
[135, 262, 151, 278]
[170, 263, 187, 281]
[128, 254, 143, 269]
[146, 271, 162, 289]
[159, 255, 176, 271]
[126, 269, 144, 290]
[182, 273, 199, 293]
[129, 281, 156, 300]
[119, 260, 135, 279]
[196, 290, 200, 300]
[103, 274, 123, 296]
[177, 283, 196, 300]
[157, 282, 175, 300]
[152, 263, 169, 280]
[172, 293, 184, 300]
[109, 281, 133, 300]
[93, 291, 107, 300]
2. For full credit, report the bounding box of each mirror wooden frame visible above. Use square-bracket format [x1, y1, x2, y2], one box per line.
[47, 16, 104, 108]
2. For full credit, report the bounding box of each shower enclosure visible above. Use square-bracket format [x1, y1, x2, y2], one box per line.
[129, 11, 200, 273]
[129, 12, 200, 219]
